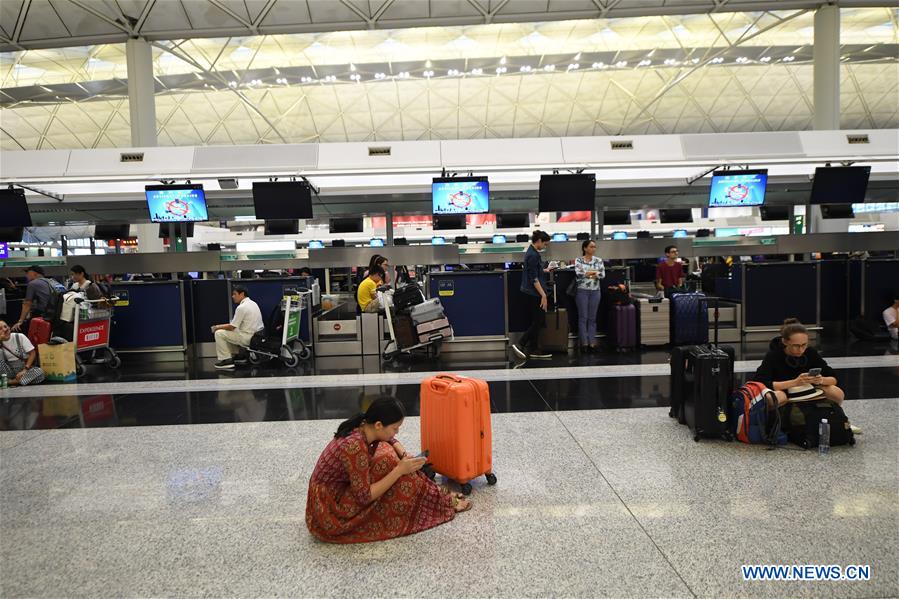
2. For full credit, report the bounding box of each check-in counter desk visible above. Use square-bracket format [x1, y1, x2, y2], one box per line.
[426, 271, 508, 352]
[188, 277, 317, 358]
[109, 281, 188, 353]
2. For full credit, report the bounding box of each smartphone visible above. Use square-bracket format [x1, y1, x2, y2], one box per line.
[808, 368, 822, 377]
[414, 450, 429, 459]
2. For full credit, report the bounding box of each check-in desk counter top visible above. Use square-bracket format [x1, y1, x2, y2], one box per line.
[426, 272, 508, 350]
[109, 281, 187, 352]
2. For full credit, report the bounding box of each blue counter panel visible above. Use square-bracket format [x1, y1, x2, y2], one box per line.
[190, 280, 231, 343]
[110, 283, 185, 348]
[820, 260, 849, 322]
[429, 273, 506, 337]
[744, 263, 818, 328]
[238, 279, 311, 342]
[864, 260, 899, 321]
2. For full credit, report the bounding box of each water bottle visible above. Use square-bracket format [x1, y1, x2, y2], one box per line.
[818, 419, 830, 454]
[1, 374, 7, 389]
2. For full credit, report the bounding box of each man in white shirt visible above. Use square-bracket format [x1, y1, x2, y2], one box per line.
[883, 291, 899, 341]
[212, 285, 264, 370]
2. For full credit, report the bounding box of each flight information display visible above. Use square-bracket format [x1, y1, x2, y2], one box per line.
[432, 177, 489, 214]
[708, 170, 768, 207]
[146, 184, 208, 222]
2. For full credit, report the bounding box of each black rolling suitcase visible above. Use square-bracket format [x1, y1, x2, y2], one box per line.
[669, 297, 735, 441]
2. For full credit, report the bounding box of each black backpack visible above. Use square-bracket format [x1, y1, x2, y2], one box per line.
[780, 401, 855, 449]
[38, 278, 65, 324]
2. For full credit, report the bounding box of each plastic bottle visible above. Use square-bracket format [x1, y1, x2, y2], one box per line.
[818, 418, 830, 454]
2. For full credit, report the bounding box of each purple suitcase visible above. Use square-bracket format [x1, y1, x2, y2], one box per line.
[611, 304, 637, 351]
[419, 325, 453, 344]
[416, 317, 451, 334]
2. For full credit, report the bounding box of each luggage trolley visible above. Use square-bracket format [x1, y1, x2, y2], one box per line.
[382, 286, 452, 361]
[246, 291, 312, 368]
[72, 297, 122, 377]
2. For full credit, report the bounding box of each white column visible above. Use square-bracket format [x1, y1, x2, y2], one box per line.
[126, 38, 157, 147]
[813, 4, 840, 131]
[133, 224, 164, 253]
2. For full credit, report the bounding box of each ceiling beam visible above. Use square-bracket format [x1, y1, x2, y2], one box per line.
[11, 0, 33, 44]
[66, 0, 133, 35]
[134, 0, 158, 34]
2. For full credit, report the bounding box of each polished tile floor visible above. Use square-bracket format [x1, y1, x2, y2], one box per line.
[2, 401, 896, 598]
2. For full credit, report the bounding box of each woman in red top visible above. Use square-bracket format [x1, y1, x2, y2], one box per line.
[306, 396, 471, 543]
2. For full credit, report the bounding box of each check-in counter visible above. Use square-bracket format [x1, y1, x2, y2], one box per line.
[109, 281, 188, 352]
[426, 271, 508, 352]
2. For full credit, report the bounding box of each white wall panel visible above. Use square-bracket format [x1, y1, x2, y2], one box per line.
[681, 132, 804, 160]
[798, 130, 899, 158]
[562, 135, 685, 164]
[440, 138, 564, 168]
[65, 147, 196, 177]
[317, 141, 441, 171]
[191, 144, 318, 174]
[0, 150, 70, 179]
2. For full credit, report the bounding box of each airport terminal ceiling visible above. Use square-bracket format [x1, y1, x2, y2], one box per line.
[1, 3, 897, 150]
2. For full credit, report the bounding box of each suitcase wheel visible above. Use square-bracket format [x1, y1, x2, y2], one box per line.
[485, 472, 497, 486]
[693, 434, 700, 443]
[460, 483, 473, 496]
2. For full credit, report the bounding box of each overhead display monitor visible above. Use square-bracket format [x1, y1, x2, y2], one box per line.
[604, 210, 632, 226]
[432, 177, 489, 214]
[0, 227, 24, 243]
[810, 166, 871, 204]
[612, 231, 628, 240]
[551, 233, 569, 242]
[329, 217, 363, 234]
[760, 206, 790, 221]
[252, 181, 313, 219]
[0, 187, 32, 227]
[433, 214, 466, 230]
[146, 184, 208, 222]
[708, 169, 768, 207]
[660, 209, 693, 223]
[94, 224, 131, 240]
[538, 174, 596, 212]
[496, 213, 529, 229]
[263, 219, 299, 235]
[157, 222, 194, 238]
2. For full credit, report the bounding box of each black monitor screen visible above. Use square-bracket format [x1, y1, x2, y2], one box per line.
[760, 206, 790, 221]
[0, 188, 32, 227]
[433, 214, 466, 230]
[0, 227, 24, 242]
[264, 219, 299, 235]
[329, 218, 363, 234]
[94, 224, 131, 240]
[252, 181, 313, 219]
[810, 166, 871, 204]
[660, 209, 693, 223]
[538, 174, 596, 212]
[603, 210, 632, 225]
[157, 222, 195, 238]
[496, 213, 529, 229]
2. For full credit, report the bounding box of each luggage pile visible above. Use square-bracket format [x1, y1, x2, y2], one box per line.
[384, 284, 453, 360]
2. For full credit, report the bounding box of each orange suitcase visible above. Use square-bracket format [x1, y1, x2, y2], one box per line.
[419, 374, 496, 495]
[28, 317, 52, 347]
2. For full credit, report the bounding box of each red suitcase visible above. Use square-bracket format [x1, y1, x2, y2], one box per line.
[419, 374, 496, 495]
[27, 317, 52, 347]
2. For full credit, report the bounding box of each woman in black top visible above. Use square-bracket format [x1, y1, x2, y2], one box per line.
[754, 319, 844, 407]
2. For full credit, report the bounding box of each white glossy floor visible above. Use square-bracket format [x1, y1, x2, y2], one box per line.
[2, 399, 897, 598]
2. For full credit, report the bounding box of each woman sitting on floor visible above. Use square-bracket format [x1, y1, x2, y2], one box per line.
[0, 320, 45, 386]
[754, 318, 849, 409]
[306, 396, 470, 544]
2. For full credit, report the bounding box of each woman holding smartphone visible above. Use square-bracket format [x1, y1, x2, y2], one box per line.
[305, 396, 471, 544]
[574, 239, 605, 353]
[754, 319, 846, 407]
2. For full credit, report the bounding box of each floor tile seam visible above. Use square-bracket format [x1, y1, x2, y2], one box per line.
[525, 380, 699, 599]
[0, 430, 54, 453]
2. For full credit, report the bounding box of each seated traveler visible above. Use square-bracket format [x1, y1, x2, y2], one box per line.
[655, 245, 685, 297]
[753, 318, 860, 433]
[357, 266, 384, 313]
[305, 396, 470, 544]
[0, 320, 45, 386]
[211, 285, 264, 370]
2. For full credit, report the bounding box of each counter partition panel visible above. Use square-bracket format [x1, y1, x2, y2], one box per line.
[427, 271, 507, 339]
[862, 259, 899, 322]
[109, 281, 187, 352]
[742, 262, 820, 333]
[189, 279, 231, 344]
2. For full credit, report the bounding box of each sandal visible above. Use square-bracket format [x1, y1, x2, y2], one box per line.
[452, 495, 473, 513]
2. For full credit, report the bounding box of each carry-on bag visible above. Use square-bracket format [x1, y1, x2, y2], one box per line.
[419, 374, 496, 495]
[392, 313, 418, 349]
[393, 283, 425, 312]
[636, 298, 670, 346]
[781, 400, 855, 449]
[671, 292, 708, 345]
[609, 304, 637, 351]
[417, 320, 453, 344]
[27, 317, 53, 348]
[538, 308, 569, 352]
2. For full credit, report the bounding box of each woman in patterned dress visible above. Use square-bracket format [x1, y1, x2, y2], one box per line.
[306, 396, 471, 543]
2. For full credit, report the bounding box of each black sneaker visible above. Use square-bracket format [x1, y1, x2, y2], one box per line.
[214, 359, 235, 370]
[233, 353, 249, 365]
[511, 344, 528, 360]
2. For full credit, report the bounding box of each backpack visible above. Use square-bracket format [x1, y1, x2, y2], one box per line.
[250, 304, 286, 354]
[730, 381, 786, 446]
[780, 400, 855, 449]
[38, 278, 65, 324]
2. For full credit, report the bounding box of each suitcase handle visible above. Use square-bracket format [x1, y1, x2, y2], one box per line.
[428, 373, 462, 393]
